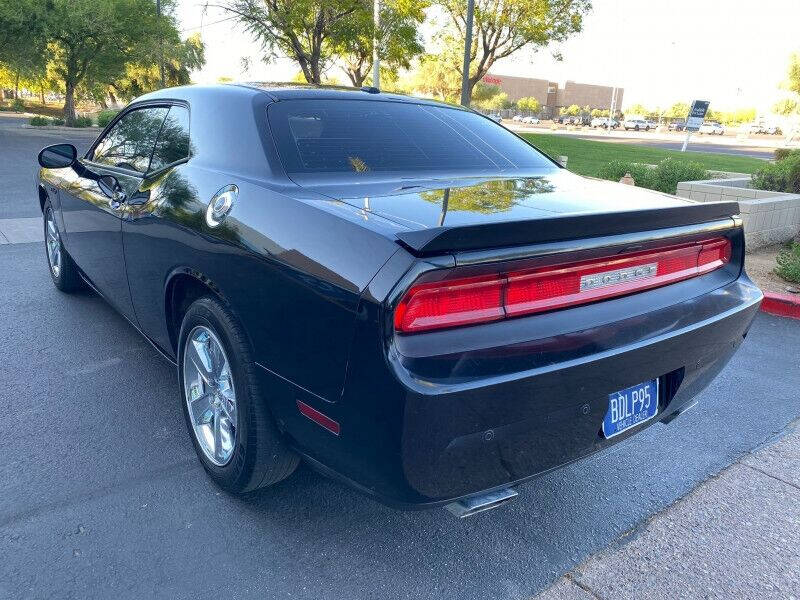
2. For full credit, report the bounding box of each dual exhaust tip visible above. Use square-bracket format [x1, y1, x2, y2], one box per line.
[444, 487, 518, 518]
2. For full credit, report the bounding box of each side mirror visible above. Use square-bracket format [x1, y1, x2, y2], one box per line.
[38, 144, 77, 169]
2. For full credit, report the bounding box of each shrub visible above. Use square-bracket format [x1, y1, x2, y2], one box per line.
[650, 157, 709, 195]
[51, 117, 65, 126]
[0, 104, 9, 111]
[597, 160, 656, 189]
[11, 98, 25, 111]
[752, 153, 800, 194]
[29, 116, 50, 126]
[72, 116, 93, 127]
[96, 109, 119, 128]
[598, 158, 709, 195]
[774, 148, 800, 161]
[775, 242, 800, 284]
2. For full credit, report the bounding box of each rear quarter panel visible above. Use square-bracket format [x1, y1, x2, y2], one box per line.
[122, 163, 401, 402]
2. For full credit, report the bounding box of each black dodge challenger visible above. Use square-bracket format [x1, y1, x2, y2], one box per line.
[37, 84, 762, 515]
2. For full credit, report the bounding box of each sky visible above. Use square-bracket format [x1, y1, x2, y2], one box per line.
[176, 0, 799, 113]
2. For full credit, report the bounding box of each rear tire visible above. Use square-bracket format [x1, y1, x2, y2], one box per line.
[43, 200, 83, 293]
[178, 295, 299, 494]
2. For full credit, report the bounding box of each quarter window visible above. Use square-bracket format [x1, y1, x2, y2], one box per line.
[91, 107, 169, 173]
[150, 106, 191, 171]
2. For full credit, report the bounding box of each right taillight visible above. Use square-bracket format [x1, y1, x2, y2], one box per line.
[394, 237, 732, 334]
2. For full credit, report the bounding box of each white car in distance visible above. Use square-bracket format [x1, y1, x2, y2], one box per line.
[698, 122, 725, 135]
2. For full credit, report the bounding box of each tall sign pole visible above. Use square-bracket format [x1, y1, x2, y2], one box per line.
[460, 0, 475, 107]
[372, 0, 380, 88]
[682, 99, 710, 151]
[157, 0, 165, 88]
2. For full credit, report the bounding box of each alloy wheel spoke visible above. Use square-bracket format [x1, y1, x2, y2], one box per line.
[188, 339, 213, 384]
[213, 405, 223, 461]
[189, 391, 214, 425]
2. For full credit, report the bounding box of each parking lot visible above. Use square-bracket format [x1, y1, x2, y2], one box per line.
[2, 117, 800, 599]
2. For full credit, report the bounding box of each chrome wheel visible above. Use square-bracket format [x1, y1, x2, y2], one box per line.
[183, 325, 237, 466]
[45, 208, 61, 278]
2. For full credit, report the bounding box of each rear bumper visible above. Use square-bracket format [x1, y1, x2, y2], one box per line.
[292, 274, 761, 509]
[334, 273, 762, 508]
[398, 280, 761, 503]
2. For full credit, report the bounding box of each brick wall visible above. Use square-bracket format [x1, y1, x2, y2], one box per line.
[676, 177, 800, 250]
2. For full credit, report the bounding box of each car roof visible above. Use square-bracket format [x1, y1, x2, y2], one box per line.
[136, 82, 468, 109]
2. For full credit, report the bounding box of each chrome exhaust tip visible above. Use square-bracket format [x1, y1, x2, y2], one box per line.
[444, 487, 518, 518]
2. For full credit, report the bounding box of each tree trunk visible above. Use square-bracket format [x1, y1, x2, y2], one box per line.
[13, 70, 20, 99]
[63, 81, 77, 127]
[40, 86, 45, 105]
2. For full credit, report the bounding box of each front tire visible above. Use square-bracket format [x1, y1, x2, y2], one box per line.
[178, 296, 299, 494]
[43, 200, 82, 293]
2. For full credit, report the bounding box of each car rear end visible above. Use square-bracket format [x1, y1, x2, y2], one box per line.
[338, 209, 761, 508]
[262, 90, 762, 509]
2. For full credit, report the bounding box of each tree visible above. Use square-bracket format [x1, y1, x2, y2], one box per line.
[774, 53, 800, 118]
[218, 0, 361, 85]
[625, 103, 650, 118]
[112, 33, 205, 101]
[333, 0, 426, 87]
[518, 96, 541, 112]
[472, 83, 510, 109]
[565, 103, 580, 116]
[0, 0, 48, 100]
[407, 53, 461, 101]
[436, 0, 591, 100]
[665, 102, 689, 119]
[28, 0, 171, 124]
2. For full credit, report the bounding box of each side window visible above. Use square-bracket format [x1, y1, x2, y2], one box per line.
[150, 106, 191, 172]
[91, 107, 169, 173]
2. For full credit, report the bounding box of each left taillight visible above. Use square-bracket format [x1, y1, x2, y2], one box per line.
[394, 237, 732, 334]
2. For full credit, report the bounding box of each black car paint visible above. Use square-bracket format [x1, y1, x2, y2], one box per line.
[38, 84, 762, 508]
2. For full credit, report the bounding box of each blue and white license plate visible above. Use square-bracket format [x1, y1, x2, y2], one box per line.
[602, 379, 659, 439]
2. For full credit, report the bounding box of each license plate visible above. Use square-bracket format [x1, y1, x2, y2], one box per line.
[603, 379, 659, 439]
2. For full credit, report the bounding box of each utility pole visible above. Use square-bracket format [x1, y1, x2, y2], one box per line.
[460, 0, 475, 106]
[372, 0, 380, 88]
[157, 0, 166, 88]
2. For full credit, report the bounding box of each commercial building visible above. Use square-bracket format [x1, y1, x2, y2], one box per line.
[482, 73, 624, 117]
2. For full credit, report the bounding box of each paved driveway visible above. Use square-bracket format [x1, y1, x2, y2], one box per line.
[2, 235, 799, 599]
[0, 114, 98, 219]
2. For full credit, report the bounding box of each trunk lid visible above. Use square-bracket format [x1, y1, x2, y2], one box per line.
[307, 170, 740, 254]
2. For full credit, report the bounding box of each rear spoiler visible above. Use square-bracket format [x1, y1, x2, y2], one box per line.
[394, 201, 740, 255]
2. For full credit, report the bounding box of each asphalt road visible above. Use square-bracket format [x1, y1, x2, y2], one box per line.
[2, 236, 800, 599]
[0, 114, 98, 219]
[2, 115, 799, 599]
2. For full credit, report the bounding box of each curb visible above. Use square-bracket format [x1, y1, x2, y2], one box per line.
[760, 291, 800, 319]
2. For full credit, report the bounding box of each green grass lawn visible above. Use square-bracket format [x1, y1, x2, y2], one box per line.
[520, 133, 767, 178]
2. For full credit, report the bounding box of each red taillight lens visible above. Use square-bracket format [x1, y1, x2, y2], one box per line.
[394, 237, 732, 334]
[394, 274, 504, 333]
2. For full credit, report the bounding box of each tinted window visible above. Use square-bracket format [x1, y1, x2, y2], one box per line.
[150, 106, 191, 171]
[92, 107, 168, 173]
[268, 99, 553, 176]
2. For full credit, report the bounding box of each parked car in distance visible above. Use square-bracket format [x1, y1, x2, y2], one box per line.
[645, 120, 659, 130]
[748, 122, 782, 135]
[512, 115, 523, 122]
[36, 84, 761, 515]
[590, 117, 618, 128]
[669, 120, 686, 131]
[522, 116, 540, 124]
[699, 121, 725, 135]
[487, 113, 503, 123]
[623, 118, 651, 131]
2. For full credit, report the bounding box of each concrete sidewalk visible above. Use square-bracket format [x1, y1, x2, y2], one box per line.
[0, 217, 41, 244]
[534, 420, 800, 600]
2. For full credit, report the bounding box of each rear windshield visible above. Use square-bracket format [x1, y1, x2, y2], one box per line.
[267, 99, 554, 177]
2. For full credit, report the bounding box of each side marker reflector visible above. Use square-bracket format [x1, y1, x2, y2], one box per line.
[297, 400, 340, 436]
